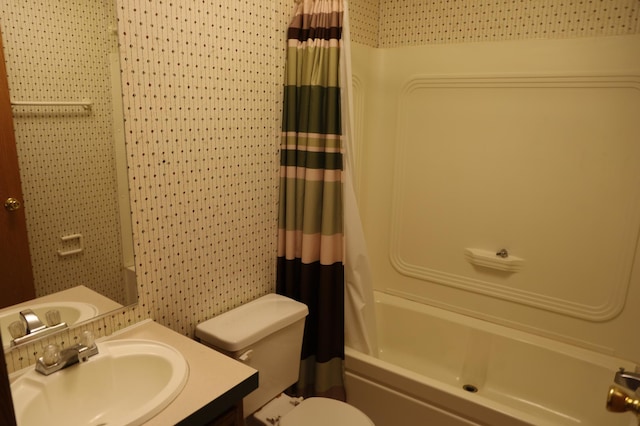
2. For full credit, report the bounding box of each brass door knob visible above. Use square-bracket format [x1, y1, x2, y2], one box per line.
[4, 197, 21, 212]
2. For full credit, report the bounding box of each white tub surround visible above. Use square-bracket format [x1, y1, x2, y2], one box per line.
[351, 33, 640, 364]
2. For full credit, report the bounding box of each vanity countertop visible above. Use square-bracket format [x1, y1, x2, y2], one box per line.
[99, 319, 258, 425]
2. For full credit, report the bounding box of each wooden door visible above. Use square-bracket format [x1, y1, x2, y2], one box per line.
[0, 27, 36, 308]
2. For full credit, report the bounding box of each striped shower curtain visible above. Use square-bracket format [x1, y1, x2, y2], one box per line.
[276, 0, 345, 400]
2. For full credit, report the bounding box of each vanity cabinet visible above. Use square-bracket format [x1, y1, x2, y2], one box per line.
[206, 404, 243, 426]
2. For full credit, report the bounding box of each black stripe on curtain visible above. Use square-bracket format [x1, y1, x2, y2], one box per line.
[277, 258, 345, 362]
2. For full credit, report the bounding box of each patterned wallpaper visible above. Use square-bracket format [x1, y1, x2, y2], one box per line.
[349, 0, 640, 47]
[116, 0, 291, 334]
[349, 0, 381, 46]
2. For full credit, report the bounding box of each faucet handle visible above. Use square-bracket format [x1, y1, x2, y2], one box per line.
[45, 309, 62, 326]
[77, 331, 98, 363]
[80, 330, 95, 348]
[41, 344, 61, 367]
[8, 321, 26, 339]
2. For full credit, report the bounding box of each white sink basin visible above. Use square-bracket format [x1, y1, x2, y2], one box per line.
[11, 339, 189, 426]
[1, 302, 99, 349]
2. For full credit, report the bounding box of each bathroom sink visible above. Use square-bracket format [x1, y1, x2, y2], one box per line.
[1, 302, 98, 349]
[11, 339, 189, 426]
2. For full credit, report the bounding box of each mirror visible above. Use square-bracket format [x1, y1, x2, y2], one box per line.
[0, 0, 136, 350]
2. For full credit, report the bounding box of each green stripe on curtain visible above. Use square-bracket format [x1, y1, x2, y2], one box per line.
[285, 46, 341, 87]
[279, 178, 344, 235]
[282, 86, 342, 134]
[276, 0, 346, 401]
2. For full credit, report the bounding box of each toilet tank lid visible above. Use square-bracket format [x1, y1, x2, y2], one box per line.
[195, 294, 309, 352]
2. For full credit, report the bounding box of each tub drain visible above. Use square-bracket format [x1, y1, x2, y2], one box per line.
[462, 384, 478, 393]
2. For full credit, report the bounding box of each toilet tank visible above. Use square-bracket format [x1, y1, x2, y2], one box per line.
[195, 294, 308, 417]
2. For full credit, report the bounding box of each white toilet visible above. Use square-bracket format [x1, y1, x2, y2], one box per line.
[195, 293, 374, 426]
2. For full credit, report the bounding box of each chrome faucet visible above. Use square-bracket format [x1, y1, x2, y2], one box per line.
[20, 309, 47, 334]
[615, 368, 640, 392]
[35, 331, 98, 376]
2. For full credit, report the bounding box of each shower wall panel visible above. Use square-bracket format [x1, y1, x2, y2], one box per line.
[352, 35, 640, 362]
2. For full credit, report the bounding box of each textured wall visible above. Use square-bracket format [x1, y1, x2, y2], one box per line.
[116, 0, 292, 334]
[350, 0, 381, 46]
[349, 0, 640, 47]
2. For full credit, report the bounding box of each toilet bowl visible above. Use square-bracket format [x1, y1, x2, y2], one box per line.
[195, 293, 374, 426]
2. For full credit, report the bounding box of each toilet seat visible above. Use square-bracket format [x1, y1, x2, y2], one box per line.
[279, 397, 374, 426]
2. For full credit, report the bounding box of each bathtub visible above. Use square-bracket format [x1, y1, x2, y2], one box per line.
[345, 291, 637, 426]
